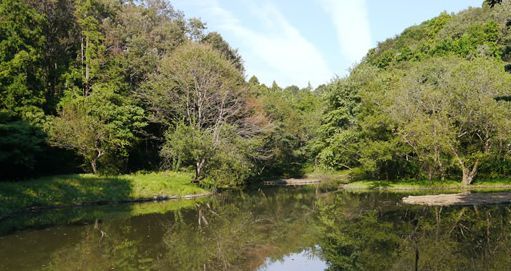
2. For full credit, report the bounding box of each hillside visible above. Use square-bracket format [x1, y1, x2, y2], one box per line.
[366, 1, 511, 69]
[315, 0, 511, 184]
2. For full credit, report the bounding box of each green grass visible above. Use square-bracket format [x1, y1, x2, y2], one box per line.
[304, 168, 351, 183]
[342, 179, 511, 192]
[0, 171, 208, 218]
[303, 168, 351, 191]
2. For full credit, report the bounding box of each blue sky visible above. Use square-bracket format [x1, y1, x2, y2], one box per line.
[172, 0, 483, 87]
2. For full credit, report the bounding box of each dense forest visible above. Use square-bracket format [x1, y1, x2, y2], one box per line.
[2, 0, 511, 186]
[0, 0, 320, 185]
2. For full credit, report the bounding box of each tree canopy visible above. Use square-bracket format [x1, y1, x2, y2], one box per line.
[2, 0, 511, 186]
[0, 0, 321, 184]
[316, 0, 511, 183]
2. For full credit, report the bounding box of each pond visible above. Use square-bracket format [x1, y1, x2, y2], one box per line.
[1, 188, 511, 270]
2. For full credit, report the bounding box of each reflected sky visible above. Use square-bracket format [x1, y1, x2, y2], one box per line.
[259, 248, 327, 271]
[2, 189, 511, 270]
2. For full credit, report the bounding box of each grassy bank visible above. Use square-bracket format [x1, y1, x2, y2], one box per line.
[342, 179, 511, 192]
[0, 171, 208, 218]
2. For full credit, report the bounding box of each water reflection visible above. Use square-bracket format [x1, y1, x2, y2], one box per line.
[1, 189, 511, 270]
[318, 192, 511, 271]
[259, 248, 327, 271]
[0, 188, 321, 270]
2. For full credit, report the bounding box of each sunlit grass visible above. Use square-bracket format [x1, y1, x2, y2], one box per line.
[0, 171, 207, 218]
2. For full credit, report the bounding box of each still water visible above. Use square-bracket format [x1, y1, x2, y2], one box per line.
[1, 188, 511, 270]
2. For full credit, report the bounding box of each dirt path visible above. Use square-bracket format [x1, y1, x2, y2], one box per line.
[402, 192, 511, 206]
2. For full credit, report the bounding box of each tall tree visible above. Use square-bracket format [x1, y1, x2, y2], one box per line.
[102, 0, 188, 91]
[74, 0, 108, 96]
[27, 0, 81, 112]
[201, 32, 245, 74]
[50, 88, 146, 174]
[0, 0, 46, 122]
[389, 57, 511, 184]
[142, 43, 267, 183]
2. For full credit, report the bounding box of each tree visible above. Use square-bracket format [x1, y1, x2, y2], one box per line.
[0, 0, 46, 123]
[389, 57, 511, 184]
[0, 112, 45, 179]
[486, 0, 503, 8]
[316, 1, 511, 181]
[201, 32, 245, 74]
[49, 88, 146, 174]
[74, 0, 109, 96]
[254, 82, 322, 178]
[102, 0, 188, 91]
[142, 43, 268, 183]
[27, 0, 81, 113]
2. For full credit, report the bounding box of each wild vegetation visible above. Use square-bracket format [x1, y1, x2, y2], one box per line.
[0, 0, 320, 186]
[314, 0, 511, 185]
[2, 0, 511, 189]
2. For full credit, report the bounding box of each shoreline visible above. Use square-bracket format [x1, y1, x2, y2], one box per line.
[0, 171, 209, 220]
[340, 181, 511, 193]
[0, 192, 213, 221]
[403, 192, 511, 206]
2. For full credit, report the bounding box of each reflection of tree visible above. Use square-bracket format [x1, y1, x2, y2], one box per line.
[317, 192, 402, 271]
[44, 220, 153, 271]
[155, 188, 322, 270]
[41, 188, 322, 271]
[318, 192, 511, 271]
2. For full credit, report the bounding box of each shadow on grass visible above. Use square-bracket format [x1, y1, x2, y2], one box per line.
[0, 175, 134, 219]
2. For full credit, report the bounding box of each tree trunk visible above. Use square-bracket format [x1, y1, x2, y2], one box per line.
[194, 158, 206, 182]
[461, 160, 479, 186]
[427, 165, 433, 181]
[91, 149, 103, 175]
[91, 159, 98, 175]
[84, 36, 90, 96]
[462, 169, 472, 186]
[81, 36, 85, 96]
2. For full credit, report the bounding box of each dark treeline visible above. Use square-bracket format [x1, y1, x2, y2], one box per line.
[318, 192, 511, 270]
[0, 0, 321, 184]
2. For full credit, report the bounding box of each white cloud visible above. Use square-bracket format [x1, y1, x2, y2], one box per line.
[174, 0, 334, 87]
[320, 0, 372, 65]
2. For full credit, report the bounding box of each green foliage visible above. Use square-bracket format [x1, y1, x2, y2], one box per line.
[0, 171, 205, 218]
[251, 81, 322, 178]
[201, 32, 245, 74]
[317, 2, 511, 183]
[161, 123, 215, 172]
[49, 88, 146, 174]
[389, 57, 511, 183]
[101, 0, 187, 91]
[313, 69, 367, 170]
[0, 0, 46, 123]
[0, 112, 45, 178]
[144, 43, 260, 185]
[0, 0, 251, 181]
[366, 7, 508, 69]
